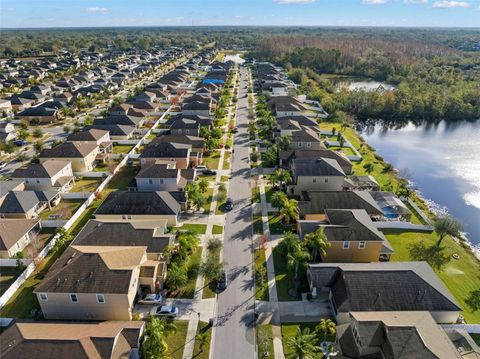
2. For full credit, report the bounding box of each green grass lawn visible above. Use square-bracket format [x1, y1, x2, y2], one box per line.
[112, 144, 134, 154]
[203, 151, 221, 170]
[202, 188, 214, 214]
[281, 322, 334, 359]
[165, 320, 189, 359]
[254, 248, 269, 301]
[383, 229, 480, 324]
[166, 247, 202, 299]
[212, 225, 223, 235]
[328, 146, 356, 156]
[222, 151, 231, 170]
[0, 267, 24, 296]
[272, 247, 300, 301]
[252, 186, 260, 203]
[70, 178, 101, 192]
[220, 175, 229, 182]
[193, 322, 213, 359]
[173, 224, 207, 235]
[105, 165, 137, 193]
[471, 333, 480, 347]
[268, 213, 296, 235]
[253, 214, 263, 235]
[257, 325, 274, 359]
[40, 199, 85, 220]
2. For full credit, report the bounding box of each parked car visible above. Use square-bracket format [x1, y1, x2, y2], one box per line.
[195, 165, 208, 172]
[14, 140, 27, 146]
[150, 305, 178, 319]
[233, 127, 239, 133]
[203, 169, 217, 175]
[139, 293, 163, 305]
[0, 161, 7, 169]
[224, 198, 233, 211]
[217, 270, 228, 291]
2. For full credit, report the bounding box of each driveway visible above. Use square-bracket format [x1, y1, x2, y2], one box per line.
[211, 66, 256, 359]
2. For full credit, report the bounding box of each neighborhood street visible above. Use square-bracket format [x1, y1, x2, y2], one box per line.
[211, 66, 256, 359]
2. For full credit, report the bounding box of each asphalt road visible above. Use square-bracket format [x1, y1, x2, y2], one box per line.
[211, 66, 256, 359]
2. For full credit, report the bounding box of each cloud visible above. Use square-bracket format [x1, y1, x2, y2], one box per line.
[431, 0, 470, 7]
[404, 0, 428, 3]
[362, 0, 388, 4]
[273, 0, 317, 4]
[86, 7, 109, 14]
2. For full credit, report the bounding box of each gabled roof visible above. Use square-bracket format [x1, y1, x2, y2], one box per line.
[292, 157, 345, 177]
[35, 246, 146, 294]
[72, 219, 173, 254]
[0, 321, 144, 359]
[66, 129, 109, 142]
[0, 218, 40, 251]
[281, 149, 352, 174]
[94, 114, 142, 127]
[324, 209, 387, 242]
[302, 190, 383, 216]
[12, 160, 71, 179]
[309, 262, 461, 313]
[136, 162, 179, 179]
[140, 142, 191, 159]
[0, 190, 57, 214]
[40, 142, 98, 158]
[88, 124, 135, 137]
[95, 191, 180, 216]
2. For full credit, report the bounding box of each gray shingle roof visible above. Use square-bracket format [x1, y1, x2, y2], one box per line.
[140, 142, 190, 159]
[292, 157, 345, 177]
[40, 142, 98, 158]
[12, 160, 70, 179]
[302, 190, 383, 216]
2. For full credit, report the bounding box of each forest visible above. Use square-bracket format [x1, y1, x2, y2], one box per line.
[253, 32, 480, 123]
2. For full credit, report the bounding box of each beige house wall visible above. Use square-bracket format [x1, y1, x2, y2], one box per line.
[323, 241, 382, 263]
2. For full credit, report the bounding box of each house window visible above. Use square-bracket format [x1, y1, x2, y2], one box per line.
[325, 178, 329, 183]
[148, 179, 153, 184]
[39, 293, 48, 301]
[36, 180, 40, 184]
[96, 294, 105, 303]
[70, 293, 78, 303]
[160, 179, 164, 184]
[306, 142, 311, 147]
[359, 241, 366, 249]
[298, 143, 302, 147]
[313, 178, 316, 183]
[343, 241, 350, 249]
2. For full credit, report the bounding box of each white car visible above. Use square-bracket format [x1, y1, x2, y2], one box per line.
[139, 293, 163, 305]
[0, 162, 7, 169]
[150, 305, 179, 318]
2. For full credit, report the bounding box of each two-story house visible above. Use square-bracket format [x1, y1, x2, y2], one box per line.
[12, 160, 74, 192]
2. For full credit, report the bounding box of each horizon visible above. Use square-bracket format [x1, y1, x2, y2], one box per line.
[1, 0, 480, 29]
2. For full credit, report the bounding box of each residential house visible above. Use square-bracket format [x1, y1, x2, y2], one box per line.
[268, 96, 307, 117]
[88, 124, 135, 141]
[298, 190, 384, 219]
[307, 262, 461, 323]
[140, 142, 193, 169]
[94, 191, 181, 226]
[298, 209, 394, 263]
[181, 101, 211, 117]
[288, 157, 346, 195]
[0, 99, 12, 114]
[344, 175, 380, 191]
[136, 162, 196, 192]
[280, 148, 352, 175]
[16, 106, 61, 124]
[0, 122, 16, 142]
[336, 311, 462, 359]
[67, 128, 112, 154]
[12, 160, 74, 192]
[0, 321, 145, 359]
[0, 190, 60, 219]
[34, 245, 161, 320]
[0, 218, 41, 258]
[40, 142, 100, 172]
[169, 118, 201, 136]
[94, 114, 143, 128]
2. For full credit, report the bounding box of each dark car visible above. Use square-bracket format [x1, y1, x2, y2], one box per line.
[14, 140, 27, 146]
[203, 169, 217, 175]
[224, 198, 233, 211]
[217, 270, 228, 291]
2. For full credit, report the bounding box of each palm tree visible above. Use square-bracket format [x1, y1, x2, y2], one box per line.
[286, 245, 311, 280]
[316, 319, 336, 343]
[286, 327, 321, 359]
[278, 135, 291, 151]
[196, 331, 209, 353]
[276, 168, 292, 187]
[280, 198, 299, 225]
[165, 262, 188, 288]
[277, 232, 300, 257]
[271, 191, 287, 211]
[141, 317, 177, 359]
[434, 215, 463, 247]
[304, 227, 330, 262]
[362, 162, 375, 174]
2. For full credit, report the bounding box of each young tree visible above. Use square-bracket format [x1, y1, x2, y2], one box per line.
[433, 215, 463, 247]
[286, 245, 311, 280]
[277, 135, 291, 151]
[280, 198, 299, 225]
[196, 331, 209, 354]
[316, 318, 336, 343]
[165, 262, 188, 288]
[32, 128, 43, 139]
[17, 128, 29, 140]
[198, 178, 209, 193]
[286, 327, 321, 359]
[199, 256, 223, 282]
[303, 227, 330, 262]
[270, 191, 287, 211]
[141, 317, 177, 359]
[277, 232, 300, 257]
[362, 162, 375, 174]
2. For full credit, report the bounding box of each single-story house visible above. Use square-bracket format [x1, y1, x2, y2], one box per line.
[0, 218, 41, 258]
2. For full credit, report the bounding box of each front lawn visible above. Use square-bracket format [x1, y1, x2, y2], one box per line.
[327, 146, 356, 156]
[193, 322, 213, 359]
[203, 151, 221, 170]
[165, 320, 189, 359]
[252, 186, 260, 203]
[383, 229, 480, 324]
[272, 247, 306, 301]
[281, 322, 335, 358]
[165, 247, 202, 299]
[202, 188, 214, 214]
[222, 151, 231, 170]
[253, 214, 263, 234]
[254, 248, 269, 301]
[70, 178, 101, 193]
[268, 213, 296, 235]
[173, 224, 207, 235]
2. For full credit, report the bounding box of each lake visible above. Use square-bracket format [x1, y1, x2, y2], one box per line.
[359, 120, 480, 252]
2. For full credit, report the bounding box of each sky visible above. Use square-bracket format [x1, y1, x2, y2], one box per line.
[0, 0, 479, 29]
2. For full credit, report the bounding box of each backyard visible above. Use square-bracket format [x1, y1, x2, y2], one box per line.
[70, 178, 102, 193]
[40, 199, 85, 220]
[383, 229, 480, 324]
[112, 144, 134, 154]
[0, 267, 24, 296]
